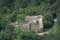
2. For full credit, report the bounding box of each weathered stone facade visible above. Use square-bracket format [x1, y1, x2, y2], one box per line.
[10, 15, 43, 33]
[25, 15, 43, 33]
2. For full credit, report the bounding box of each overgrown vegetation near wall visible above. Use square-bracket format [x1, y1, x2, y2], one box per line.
[0, 0, 60, 40]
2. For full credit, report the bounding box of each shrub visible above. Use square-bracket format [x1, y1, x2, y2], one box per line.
[15, 28, 38, 40]
[44, 23, 60, 40]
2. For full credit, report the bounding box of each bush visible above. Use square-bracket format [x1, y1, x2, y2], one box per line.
[0, 26, 15, 40]
[0, 17, 15, 40]
[15, 28, 38, 40]
[44, 23, 60, 40]
[43, 13, 54, 29]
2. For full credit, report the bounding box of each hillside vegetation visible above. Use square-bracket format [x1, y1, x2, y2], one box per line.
[0, 0, 60, 40]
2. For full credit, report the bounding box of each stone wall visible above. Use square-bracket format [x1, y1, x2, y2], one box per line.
[10, 15, 43, 33]
[25, 15, 43, 33]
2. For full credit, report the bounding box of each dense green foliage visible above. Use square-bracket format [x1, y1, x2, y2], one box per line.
[0, 0, 60, 40]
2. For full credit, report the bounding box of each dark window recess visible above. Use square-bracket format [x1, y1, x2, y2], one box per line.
[36, 21, 39, 25]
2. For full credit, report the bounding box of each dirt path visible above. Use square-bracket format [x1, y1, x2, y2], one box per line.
[36, 32, 49, 36]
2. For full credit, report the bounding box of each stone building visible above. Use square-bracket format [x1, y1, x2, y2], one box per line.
[25, 15, 43, 33]
[10, 15, 43, 33]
